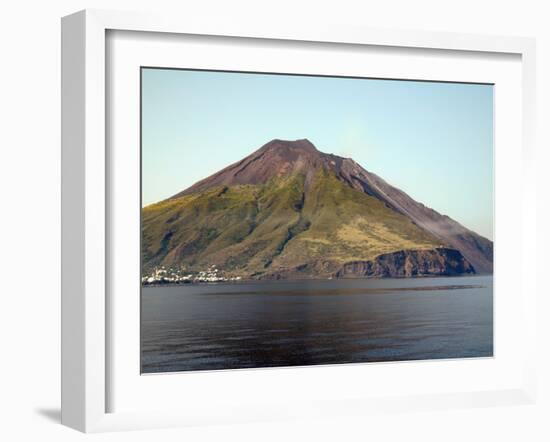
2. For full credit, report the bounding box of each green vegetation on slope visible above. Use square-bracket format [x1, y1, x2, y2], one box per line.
[142, 169, 441, 279]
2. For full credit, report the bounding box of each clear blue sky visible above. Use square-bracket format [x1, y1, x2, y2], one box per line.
[142, 68, 494, 240]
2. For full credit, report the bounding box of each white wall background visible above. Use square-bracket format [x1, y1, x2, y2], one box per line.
[0, 1, 548, 440]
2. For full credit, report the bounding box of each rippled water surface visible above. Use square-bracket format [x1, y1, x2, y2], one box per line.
[141, 275, 493, 373]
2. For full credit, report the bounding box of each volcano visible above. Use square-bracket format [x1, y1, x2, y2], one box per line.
[142, 139, 492, 280]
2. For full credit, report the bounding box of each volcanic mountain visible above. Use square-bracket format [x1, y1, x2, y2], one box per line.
[142, 139, 493, 279]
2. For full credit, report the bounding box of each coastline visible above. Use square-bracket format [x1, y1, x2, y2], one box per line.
[141, 273, 493, 288]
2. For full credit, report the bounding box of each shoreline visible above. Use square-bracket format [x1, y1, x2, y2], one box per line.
[141, 273, 493, 289]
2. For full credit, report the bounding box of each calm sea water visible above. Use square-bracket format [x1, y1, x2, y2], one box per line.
[141, 275, 493, 373]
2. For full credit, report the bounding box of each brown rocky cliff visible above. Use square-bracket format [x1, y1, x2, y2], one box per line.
[334, 248, 475, 278]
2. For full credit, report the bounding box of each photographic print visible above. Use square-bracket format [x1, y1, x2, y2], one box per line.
[140, 68, 493, 374]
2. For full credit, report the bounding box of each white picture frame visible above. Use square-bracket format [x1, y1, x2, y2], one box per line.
[61, 9, 538, 433]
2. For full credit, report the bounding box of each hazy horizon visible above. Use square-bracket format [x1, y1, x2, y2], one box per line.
[142, 68, 494, 240]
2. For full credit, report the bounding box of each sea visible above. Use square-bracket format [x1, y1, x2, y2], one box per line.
[141, 275, 493, 374]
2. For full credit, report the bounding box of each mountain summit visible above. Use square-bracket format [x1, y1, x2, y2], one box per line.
[171, 139, 330, 197]
[143, 139, 492, 280]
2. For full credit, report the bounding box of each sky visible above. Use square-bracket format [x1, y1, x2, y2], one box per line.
[142, 68, 494, 240]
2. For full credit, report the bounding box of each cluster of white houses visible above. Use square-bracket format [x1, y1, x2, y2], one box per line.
[142, 265, 242, 285]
